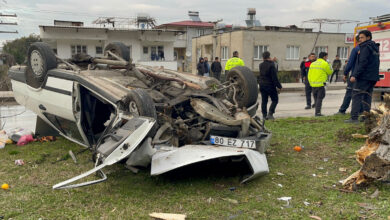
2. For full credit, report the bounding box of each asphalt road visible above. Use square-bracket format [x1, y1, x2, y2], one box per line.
[255, 89, 358, 118]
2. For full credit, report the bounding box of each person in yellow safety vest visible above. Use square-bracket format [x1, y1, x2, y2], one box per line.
[308, 51, 333, 117]
[225, 51, 245, 72]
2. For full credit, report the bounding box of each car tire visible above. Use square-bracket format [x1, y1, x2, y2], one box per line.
[104, 42, 130, 62]
[127, 88, 158, 136]
[127, 88, 157, 119]
[25, 42, 57, 88]
[226, 66, 258, 108]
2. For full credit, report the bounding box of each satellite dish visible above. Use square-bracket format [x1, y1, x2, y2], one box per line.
[185, 51, 192, 57]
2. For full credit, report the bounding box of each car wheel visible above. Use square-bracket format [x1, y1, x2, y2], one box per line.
[127, 88, 157, 135]
[127, 89, 157, 119]
[25, 42, 57, 88]
[104, 42, 130, 62]
[226, 66, 258, 108]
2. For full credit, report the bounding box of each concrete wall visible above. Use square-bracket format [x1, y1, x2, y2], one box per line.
[192, 30, 353, 73]
[244, 31, 351, 72]
[40, 27, 177, 70]
[56, 39, 103, 59]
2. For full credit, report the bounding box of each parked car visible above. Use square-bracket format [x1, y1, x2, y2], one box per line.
[8, 42, 271, 189]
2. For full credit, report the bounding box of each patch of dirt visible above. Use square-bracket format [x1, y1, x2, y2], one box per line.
[336, 126, 365, 142]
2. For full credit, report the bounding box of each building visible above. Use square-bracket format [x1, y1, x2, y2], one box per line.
[156, 11, 232, 71]
[39, 21, 181, 70]
[192, 27, 353, 76]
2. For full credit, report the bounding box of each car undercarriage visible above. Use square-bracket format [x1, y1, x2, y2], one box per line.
[8, 42, 272, 189]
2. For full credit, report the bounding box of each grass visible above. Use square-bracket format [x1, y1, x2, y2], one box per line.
[1, 115, 390, 219]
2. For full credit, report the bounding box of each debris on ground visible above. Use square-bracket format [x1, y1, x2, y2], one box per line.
[1, 183, 9, 190]
[149, 212, 186, 220]
[352, 134, 369, 139]
[37, 136, 56, 142]
[17, 134, 34, 146]
[8, 128, 33, 143]
[0, 130, 11, 149]
[277, 197, 292, 206]
[293, 145, 303, 152]
[339, 167, 347, 172]
[309, 216, 322, 220]
[69, 150, 77, 164]
[304, 201, 310, 206]
[343, 94, 390, 190]
[222, 198, 239, 204]
[277, 172, 285, 176]
[14, 159, 24, 166]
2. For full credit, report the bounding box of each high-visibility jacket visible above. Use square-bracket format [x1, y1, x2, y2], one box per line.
[225, 57, 245, 71]
[308, 58, 333, 87]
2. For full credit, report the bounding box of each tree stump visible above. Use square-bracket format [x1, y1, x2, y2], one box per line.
[343, 94, 390, 189]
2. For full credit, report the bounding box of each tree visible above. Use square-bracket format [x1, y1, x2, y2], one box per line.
[3, 34, 40, 64]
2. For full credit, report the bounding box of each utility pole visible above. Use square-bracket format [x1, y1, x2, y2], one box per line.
[210, 19, 223, 60]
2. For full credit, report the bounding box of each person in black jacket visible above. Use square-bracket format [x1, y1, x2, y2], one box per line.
[197, 57, 205, 76]
[330, 55, 342, 83]
[211, 57, 222, 80]
[300, 57, 307, 83]
[345, 30, 380, 123]
[302, 53, 316, 109]
[258, 51, 282, 120]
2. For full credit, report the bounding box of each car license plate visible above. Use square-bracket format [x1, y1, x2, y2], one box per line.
[210, 135, 256, 149]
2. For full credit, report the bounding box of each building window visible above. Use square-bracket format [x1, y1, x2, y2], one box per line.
[221, 46, 229, 60]
[337, 47, 349, 59]
[95, 46, 103, 54]
[254, 45, 268, 60]
[314, 46, 328, 57]
[71, 45, 87, 55]
[150, 46, 164, 61]
[286, 46, 300, 60]
[143, 46, 148, 54]
[53, 49, 57, 54]
[197, 29, 204, 37]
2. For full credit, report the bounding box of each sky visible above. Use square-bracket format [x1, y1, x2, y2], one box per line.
[0, 0, 389, 45]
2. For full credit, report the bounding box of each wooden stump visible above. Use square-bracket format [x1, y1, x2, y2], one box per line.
[343, 94, 390, 189]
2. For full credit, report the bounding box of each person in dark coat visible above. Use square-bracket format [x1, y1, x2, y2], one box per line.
[203, 57, 210, 77]
[330, 55, 342, 83]
[336, 35, 362, 115]
[345, 30, 380, 123]
[302, 53, 316, 109]
[300, 57, 307, 83]
[197, 57, 205, 76]
[258, 51, 282, 120]
[211, 57, 222, 80]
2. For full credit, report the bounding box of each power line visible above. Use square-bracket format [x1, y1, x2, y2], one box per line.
[0, 12, 17, 34]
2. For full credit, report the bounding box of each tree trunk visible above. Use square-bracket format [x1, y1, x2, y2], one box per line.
[343, 94, 390, 189]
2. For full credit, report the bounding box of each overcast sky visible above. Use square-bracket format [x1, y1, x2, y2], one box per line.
[0, 0, 389, 45]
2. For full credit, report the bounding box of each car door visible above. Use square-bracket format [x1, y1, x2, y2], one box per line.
[36, 76, 87, 146]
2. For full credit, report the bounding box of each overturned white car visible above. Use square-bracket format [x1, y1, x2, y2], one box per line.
[8, 42, 271, 189]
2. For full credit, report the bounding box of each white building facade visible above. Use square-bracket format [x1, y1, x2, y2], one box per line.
[39, 25, 180, 70]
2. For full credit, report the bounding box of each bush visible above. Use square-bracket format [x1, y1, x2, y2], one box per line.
[3, 34, 40, 64]
[277, 71, 301, 83]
